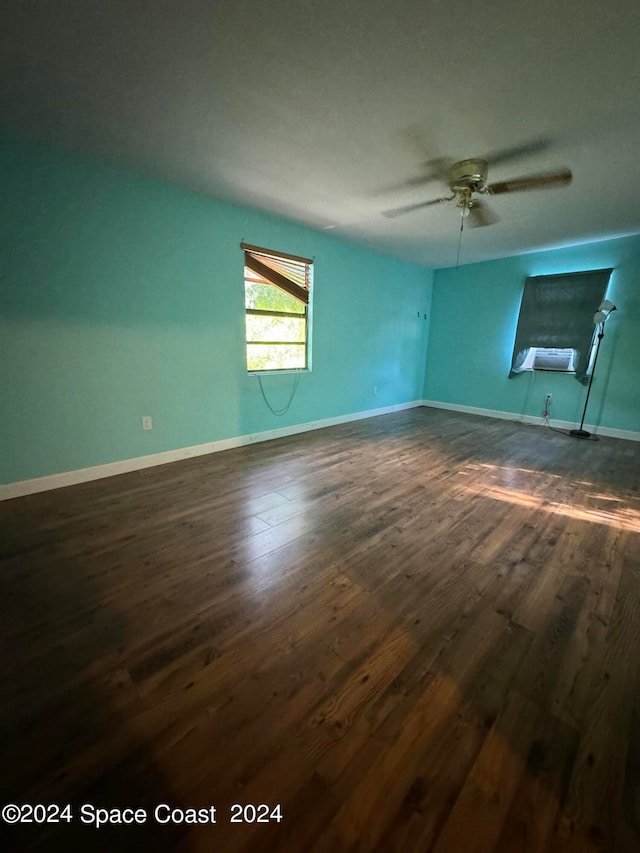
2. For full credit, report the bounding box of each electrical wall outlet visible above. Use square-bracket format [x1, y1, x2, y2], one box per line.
[372, 385, 377, 396]
[142, 415, 153, 431]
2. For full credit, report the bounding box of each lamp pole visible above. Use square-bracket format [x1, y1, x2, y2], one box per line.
[570, 323, 604, 439]
[570, 301, 616, 440]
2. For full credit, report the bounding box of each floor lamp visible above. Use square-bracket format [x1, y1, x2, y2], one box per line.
[570, 299, 617, 439]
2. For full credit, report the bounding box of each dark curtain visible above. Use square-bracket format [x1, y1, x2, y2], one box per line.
[509, 269, 612, 384]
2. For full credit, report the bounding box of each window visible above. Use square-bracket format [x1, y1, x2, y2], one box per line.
[242, 243, 312, 373]
[509, 269, 612, 384]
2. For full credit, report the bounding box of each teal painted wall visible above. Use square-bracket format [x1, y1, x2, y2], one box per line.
[424, 236, 640, 433]
[1, 134, 433, 484]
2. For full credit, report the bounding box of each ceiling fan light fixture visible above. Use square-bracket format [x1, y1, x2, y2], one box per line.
[449, 158, 489, 194]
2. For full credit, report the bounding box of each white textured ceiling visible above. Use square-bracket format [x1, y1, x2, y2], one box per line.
[2, 0, 640, 267]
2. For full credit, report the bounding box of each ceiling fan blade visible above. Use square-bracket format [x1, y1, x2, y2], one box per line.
[382, 195, 454, 218]
[422, 156, 452, 184]
[374, 157, 453, 197]
[485, 138, 551, 168]
[488, 168, 572, 195]
[375, 173, 440, 197]
[468, 200, 499, 228]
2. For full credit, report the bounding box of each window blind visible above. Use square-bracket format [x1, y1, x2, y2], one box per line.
[241, 243, 312, 305]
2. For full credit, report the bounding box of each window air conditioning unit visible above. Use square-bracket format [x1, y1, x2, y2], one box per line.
[533, 347, 575, 371]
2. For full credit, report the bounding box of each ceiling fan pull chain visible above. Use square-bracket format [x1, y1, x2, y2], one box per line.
[455, 204, 465, 268]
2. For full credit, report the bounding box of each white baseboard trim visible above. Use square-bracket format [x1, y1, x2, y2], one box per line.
[422, 399, 640, 443]
[1, 400, 424, 501]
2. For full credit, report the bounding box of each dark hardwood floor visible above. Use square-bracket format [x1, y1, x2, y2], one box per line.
[1, 407, 639, 852]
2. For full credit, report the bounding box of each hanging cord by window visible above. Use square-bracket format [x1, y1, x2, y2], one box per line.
[257, 374, 300, 416]
[517, 368, 536, 423]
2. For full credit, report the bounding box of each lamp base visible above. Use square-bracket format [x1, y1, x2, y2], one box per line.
[569, 429, 597, 440]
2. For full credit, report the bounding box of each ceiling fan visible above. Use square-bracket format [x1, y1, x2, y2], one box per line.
[382, 157, 572, 226]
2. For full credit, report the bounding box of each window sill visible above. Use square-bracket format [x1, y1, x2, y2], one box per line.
[527, 368, 576, 374]
[248, 368, 311, 377]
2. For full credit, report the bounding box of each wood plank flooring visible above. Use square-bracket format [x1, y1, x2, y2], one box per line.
[1, 406, 639, 852]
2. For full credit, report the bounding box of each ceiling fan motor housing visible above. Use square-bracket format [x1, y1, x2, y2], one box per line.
[449, 158, 489, 193]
